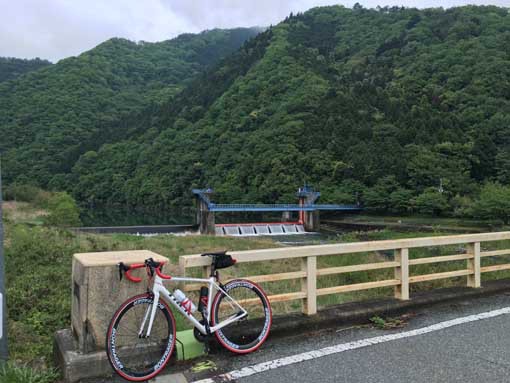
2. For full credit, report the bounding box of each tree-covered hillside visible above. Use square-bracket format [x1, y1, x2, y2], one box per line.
[0, 57, 52, 82]
[6, 5, 510, 216]
[68, 5, 510, 215]
[0, 28, 261, 187]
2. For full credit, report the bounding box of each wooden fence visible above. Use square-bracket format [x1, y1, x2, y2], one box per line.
[178, 232, 510, 315]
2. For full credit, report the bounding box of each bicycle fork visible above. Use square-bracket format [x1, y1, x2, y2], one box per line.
[138, 293, 160, 338]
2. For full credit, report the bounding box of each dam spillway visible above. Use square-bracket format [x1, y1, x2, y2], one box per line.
[215, 223, 307, 236]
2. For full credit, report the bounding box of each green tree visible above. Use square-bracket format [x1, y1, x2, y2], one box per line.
[472, 183, 510, 224]
[412, 188, 450, 215]
[363, 176, 400, 211]
[44, 192, 82, 227]
[406, 143, 474, 195]
[3, 184, 50, 205]
[0, 57, 51, 83]
[495, 149, 510, 184]
[388, 188, 415, 214]
[0, 28, 260, 186]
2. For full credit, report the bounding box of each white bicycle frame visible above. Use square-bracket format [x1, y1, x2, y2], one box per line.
[141, 275, 248, 337]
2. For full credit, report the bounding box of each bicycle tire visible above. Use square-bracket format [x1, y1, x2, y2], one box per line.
[211, 279, 272, 354]
[106, 293, 176, 381]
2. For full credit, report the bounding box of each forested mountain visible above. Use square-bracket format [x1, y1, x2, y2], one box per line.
[0, 57, 52, 82]
[0, 28, 261, 187]
[6, 5, 510, 215]
[67, 5, 510, 213]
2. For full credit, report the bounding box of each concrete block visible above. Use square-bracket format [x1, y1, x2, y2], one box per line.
[72, 250, 169, 352]
[175, 329, 206, 361]
[54, 329, 115, 383]
[54, 329, 188, 383]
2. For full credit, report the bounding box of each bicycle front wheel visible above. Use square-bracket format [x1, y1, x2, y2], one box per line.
[212, 279, 272, 354]
[106, 293, 176, 381]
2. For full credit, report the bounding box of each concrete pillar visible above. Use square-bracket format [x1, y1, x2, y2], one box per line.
[195, 195, 215, 235]
[298, 188, 320, 231]
[197, 199, 215, 235]
[304, 210, 320, 232]
[195, 196, 201, 229]
[282, 211, 292, 221]
[71, 250, 169, 353]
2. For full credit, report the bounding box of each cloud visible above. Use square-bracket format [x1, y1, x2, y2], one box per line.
[0, 0, 193, 61]
[0, 0, 509, 62]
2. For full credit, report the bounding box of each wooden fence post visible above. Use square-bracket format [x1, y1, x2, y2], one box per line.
[467, 242, 481, 288]
[203, 265, 212, 279]
[178, 256, 187, 290]
[301, 256, 317, 315]
[394, 248, 409, 300]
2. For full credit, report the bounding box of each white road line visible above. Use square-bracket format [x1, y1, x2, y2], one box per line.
[192, 306, 510, 383]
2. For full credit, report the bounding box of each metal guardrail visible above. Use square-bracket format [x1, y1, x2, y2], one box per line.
[179, 232, 510, 315]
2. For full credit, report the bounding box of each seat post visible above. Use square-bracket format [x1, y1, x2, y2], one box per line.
[209, 258, 216, 278]
[210, 265, 218, 279]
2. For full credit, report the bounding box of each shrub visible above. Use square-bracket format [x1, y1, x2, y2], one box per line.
[43, 192, 81, 227]
[5, 225, 77, 363]
[472, 182, 510, 224]
[3, 184, 51, 207]
[321, 180, 366, 204]
[363, 176, 401, 212]
[412, 188, 450, 215]
[388, 188, 415, 214]
[363, 188, 389, 211]
[450, 194, 474, 218]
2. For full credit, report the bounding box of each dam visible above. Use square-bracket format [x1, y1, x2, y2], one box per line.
[193, 186, 362, 235]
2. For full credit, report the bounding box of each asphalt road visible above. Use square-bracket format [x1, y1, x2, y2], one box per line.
[88, 292, 510, 383]
[187, 292, 510, 383]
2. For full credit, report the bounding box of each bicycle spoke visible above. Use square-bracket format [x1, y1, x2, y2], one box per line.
[213, 281, 271, 353]
[107, 296, 174, 380]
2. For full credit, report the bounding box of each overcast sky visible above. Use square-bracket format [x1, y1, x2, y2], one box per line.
[1, 0, 509, 62]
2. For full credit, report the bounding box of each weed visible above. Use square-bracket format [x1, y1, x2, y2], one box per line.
[191, 360, 217, 373]
[0, 363, 58, 383]
[369, 313, 416, 330]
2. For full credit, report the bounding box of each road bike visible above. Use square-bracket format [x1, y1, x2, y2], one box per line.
[106, 251, 272, 381]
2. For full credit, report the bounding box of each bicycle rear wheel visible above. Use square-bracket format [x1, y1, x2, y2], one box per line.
[106, 293, 176, 381]
[212, 279, 272, 354]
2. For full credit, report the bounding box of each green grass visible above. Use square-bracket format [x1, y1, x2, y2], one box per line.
[0, 363, 58, 383]
[3, 201, 47, 226]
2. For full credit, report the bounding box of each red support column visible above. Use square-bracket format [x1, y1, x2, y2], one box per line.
[299, 197, 304, 224]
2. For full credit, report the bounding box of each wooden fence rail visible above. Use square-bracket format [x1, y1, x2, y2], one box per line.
[178, 232, 510, 315]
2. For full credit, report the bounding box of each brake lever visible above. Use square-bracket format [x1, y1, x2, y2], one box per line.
[145, 258, 159, 277]
[118, 262, 128, 281]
